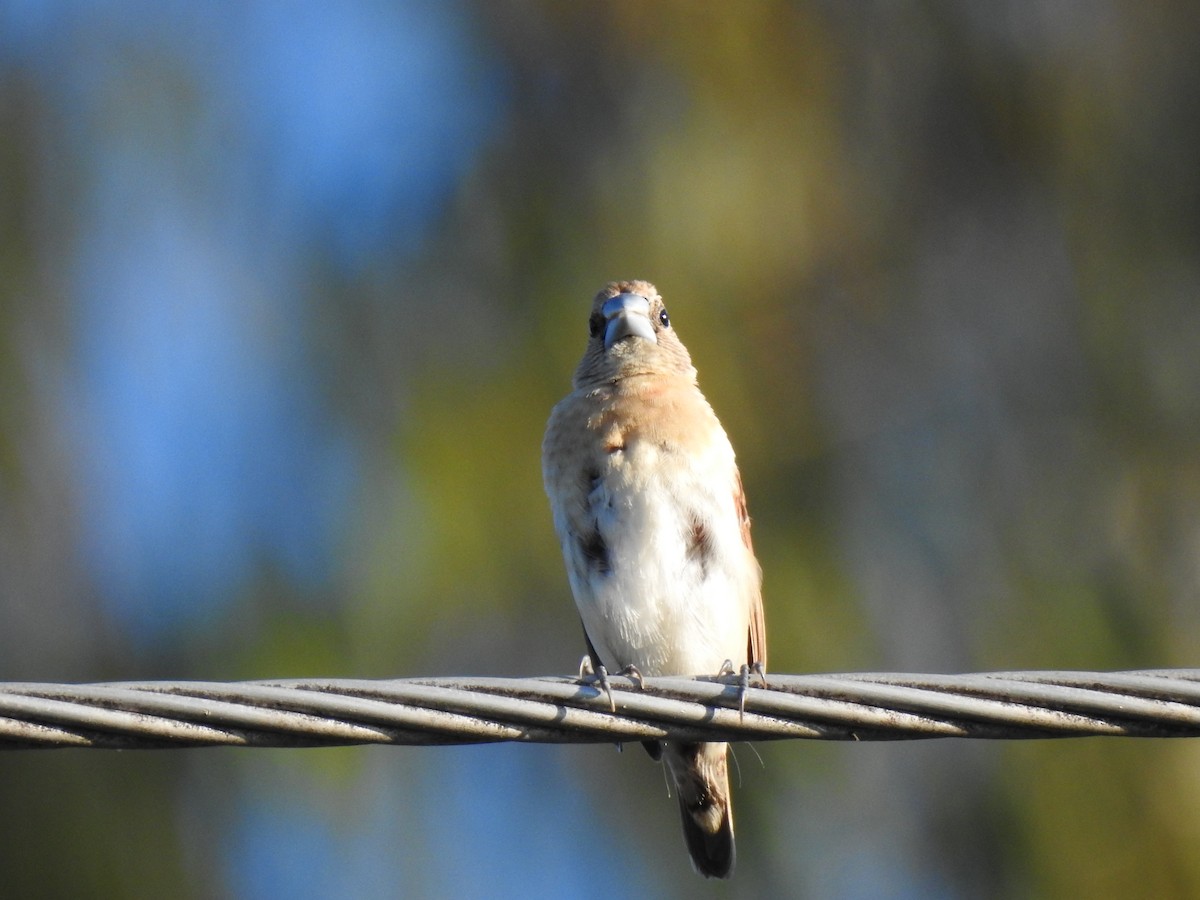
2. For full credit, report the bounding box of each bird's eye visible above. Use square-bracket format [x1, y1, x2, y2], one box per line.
[589, 313, 603, 338]
[658, 308, 670, 328]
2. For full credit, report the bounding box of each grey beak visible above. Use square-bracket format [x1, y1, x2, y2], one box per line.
[602, 293, 656, 350]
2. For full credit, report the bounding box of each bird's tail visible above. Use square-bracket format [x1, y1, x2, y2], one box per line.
[664, 741, 735, 878]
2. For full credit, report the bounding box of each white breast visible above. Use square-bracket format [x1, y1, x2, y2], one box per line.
[564, 435, 752, 676]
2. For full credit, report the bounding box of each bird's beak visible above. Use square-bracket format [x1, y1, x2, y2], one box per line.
[601, 293, 657, 350]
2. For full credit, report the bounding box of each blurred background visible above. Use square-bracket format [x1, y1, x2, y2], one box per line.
[2, 2, 1199, 897]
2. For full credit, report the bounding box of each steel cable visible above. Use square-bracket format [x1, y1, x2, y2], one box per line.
[2, 669, 1199, 750]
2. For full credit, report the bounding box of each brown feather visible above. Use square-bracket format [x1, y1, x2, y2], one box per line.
[734, 469, 767, 670]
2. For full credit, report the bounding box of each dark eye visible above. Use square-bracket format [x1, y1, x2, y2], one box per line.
[658, 308, 670, 328]
[589, 313, 603, 338]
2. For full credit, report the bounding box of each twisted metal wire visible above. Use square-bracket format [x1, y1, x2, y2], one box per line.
[2, 669, 1199, 750]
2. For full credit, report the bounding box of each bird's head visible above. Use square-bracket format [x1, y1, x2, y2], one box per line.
[572, 280, 696, 388]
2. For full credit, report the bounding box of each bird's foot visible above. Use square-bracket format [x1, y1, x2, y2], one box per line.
[594, 664, 616, 712]
[577, 654, 594, 680]
[615, 664, 646, 691]
[715, 660, 769, 721]
[578, 655, 616, 712]
[751, 660, 768, 689]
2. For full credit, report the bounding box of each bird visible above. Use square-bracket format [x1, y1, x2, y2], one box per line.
[542, 280, 766, 878]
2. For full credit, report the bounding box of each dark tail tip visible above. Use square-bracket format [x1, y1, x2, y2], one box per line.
[678, 797, 735, 879]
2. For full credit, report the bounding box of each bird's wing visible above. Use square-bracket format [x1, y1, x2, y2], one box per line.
[735, 469, 767, 670]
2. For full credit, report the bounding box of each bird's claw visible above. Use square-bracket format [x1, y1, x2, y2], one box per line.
[616, 664, 646, 691]
[595, 664, 615, 712]
[578, 656, 646, 712]
[578, 656, 615, 712]
[715, 660, 769, 722]
[737, 665, 751, 721]
[751, 660, 768, 689]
